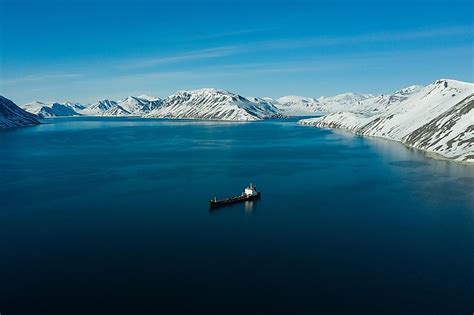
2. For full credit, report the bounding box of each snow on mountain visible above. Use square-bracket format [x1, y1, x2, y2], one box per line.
[146, 88, 280, 121]
[273, 93, 377, 116]
[79, 96, 162, 116]
[22, 101, 85, 118]
[137, 94, 161, 102]
[63, 101, 86, 112]
[23, 95, 162, 118]
[328, 86, 423, 116]
[81, 99, 131, 116]
[274, 87, 424, 116]
[300, 79, 474, 163]
[117, 96, 162, 115]
[317, 92, 373, 110]
[0, 96, 40, 128]
[273, 96, 321, 115]
[22, 101, 49, 115]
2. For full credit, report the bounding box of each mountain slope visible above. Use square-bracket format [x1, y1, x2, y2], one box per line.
[273, 96, 321, 115]
[273, 93, 377, 116]
[146, 88, 280, 121]
[299, 79, 474, 163]
[23, 101, 84, 118]
[0, 96, 40, 128]
[81, 100, 131, 116]
[117, 96, 162, 115]
[274, 87, 423, 116]
[22, 101, 85, 118]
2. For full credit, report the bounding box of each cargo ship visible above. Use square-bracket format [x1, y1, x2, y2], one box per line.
[209, 184, 261, 209]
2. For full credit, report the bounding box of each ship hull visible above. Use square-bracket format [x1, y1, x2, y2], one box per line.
[209, 192, 261, 209]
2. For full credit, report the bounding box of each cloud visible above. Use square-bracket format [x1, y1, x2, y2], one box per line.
[186, 27, 277, 41]
[2, 73, 83, 85]
[114, 45, 242, 70]
[3, 25, 470, 101]
[250, 26, 474, 50]
[111, 25, 473, 71]
[74, 44, 472, 86]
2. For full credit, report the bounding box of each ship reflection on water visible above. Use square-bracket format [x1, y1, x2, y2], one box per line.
[209, 200, 258, 214]
[244, 201, 254, 213]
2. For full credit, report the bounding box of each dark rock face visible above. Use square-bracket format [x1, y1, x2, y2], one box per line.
[403, 95, 474, 161]
[0, 96, 40, 128]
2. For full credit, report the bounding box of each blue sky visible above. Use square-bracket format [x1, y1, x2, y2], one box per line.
[1, 0, 473, 104]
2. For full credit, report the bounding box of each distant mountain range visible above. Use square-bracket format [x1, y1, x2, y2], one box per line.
[146, 88, 281, 121]
[1, 78, 472, 163]
[81, 96, 162, 117]
[20, 89, 282, 121]
[22, 101, 85, 118]
[16, 84, 430, 120]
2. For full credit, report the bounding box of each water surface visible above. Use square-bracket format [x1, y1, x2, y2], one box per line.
[1, 117, 473, 314]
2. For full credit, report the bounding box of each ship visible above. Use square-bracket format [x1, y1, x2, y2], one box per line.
[209, 184, 261, 209]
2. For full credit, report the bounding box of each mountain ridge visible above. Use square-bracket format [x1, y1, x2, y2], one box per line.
[0, 96, 41, 128]
[299, 79, 473, 163]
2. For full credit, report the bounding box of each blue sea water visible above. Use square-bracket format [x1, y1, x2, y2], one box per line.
[0, 117, 473, 314]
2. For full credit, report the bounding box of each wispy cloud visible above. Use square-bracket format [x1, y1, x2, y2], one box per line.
[3, 26, 470, 96]
[2, 73, 83, 85]
[114, 45, 242, 70]
[75, 44, 473, 86]
[88, 59, 351, 84]
[112, 26, 472, 71]
[186, 27, 277, 41]
[251, 26, 474, 50]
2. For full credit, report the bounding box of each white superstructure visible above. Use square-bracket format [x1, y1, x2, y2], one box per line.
[244, 184, 258, 196]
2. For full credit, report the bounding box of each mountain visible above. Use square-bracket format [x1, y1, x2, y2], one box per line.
[80, 96, 162, 116]
[117, 96, 162, 115]
[81, 99, 131, 116]
[273, 87, 424, 116]
[272, 96, 320, 115]
[22, 101, 84, 118]
[273, 93, 375, 116]
[300, 79, 474, 163]
[136, 94, 161, 102]
[23, 95, 161, 118]
[146, 88, 280, 121]
[0, 96, 40, 128]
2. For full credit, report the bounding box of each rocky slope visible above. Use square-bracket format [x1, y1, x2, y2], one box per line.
[146, 88, 280, 121]
[117, 96, 162, 115]
[22, 101, 85, 118]
[80, 99, 131, 116]
[300, 79, 474, 163]
[0, 96, 40, 128]
[23, 96, 163, 118]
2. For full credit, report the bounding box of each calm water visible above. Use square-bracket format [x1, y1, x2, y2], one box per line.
[1, 117, 473, 314]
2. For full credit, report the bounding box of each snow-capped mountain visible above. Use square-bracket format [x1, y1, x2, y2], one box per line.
[272, 96, 321, 115]
[0, 96, 40, 128]
[81, 99, 131, 116]
[22, 101, 85, 118]
[273, 93, 375, 116]
[136, 94, 161, 102]
[273, 87, 424, 116]
[300, 79, 474, 163]
[23, 95, 162, 118]
[317, 93, 374, 112]
[117, 96, 162, 115]
[146, 88, 280, 121]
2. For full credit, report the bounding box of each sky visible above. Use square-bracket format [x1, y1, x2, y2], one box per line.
[0, 0, 473, 104]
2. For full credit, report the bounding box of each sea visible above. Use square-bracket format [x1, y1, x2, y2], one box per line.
[1, 117, 473, 314]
